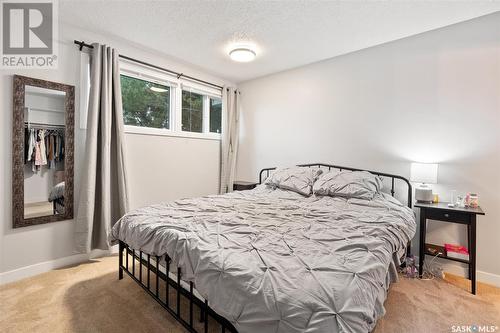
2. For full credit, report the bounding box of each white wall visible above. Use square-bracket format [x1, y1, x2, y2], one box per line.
[125, 134, 220, 209]
[237, 13, 500, 283]
[0, 22, 232, 280]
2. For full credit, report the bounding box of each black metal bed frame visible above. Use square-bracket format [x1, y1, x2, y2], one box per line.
[118, 241, 238, 333]
[118, 162, 412, 333]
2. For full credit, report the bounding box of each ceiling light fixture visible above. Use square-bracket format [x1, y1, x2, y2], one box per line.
[150, 86, 168, 93]
[229, 47, 256, 62]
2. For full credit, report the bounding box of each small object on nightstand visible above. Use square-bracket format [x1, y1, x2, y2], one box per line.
[450, 190, 456, 206]
[433, 194, 439, 203]
[465, 193, 471, 207]
[233, 181, 258, 191]
[469, 193, 479, 208]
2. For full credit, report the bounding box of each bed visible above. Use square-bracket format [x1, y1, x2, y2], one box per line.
[112, 163, 416, 333]
[48, 181, 65, 215]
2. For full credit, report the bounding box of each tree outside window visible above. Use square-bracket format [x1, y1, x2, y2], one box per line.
[182, 90, 203, 133]
[121, 75, 170, 129]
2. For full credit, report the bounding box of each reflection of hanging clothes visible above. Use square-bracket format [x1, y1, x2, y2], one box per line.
[34, 141, 42, 166]
[50, 135, 57, 168]
[24, 128, 29, 163]
[25, 127, 64, 172]
[47, 135, 52, 160]
[54, 135, 59, 160]
[27, 129, 35, 162]
[49, 135, 53, 166]
[58, 135, 64, 161]
[45, 134, 48, 159]
[39, 129, 47, 165]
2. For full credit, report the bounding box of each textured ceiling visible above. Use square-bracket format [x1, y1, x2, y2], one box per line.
[60, 1, 500, 83]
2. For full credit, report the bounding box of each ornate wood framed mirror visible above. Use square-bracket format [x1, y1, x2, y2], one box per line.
[12, 75, 75, 228]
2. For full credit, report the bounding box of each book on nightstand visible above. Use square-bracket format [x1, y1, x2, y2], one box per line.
[444, 243, 469, 261]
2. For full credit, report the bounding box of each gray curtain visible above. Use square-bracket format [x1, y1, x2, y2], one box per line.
[75, 44, 130, 253]
[219, 87, 240, 194]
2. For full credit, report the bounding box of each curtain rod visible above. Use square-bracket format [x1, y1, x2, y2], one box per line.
[74, 40, 225, 91]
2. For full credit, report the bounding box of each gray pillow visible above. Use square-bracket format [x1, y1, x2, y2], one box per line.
[313, 170, 383, 200]
[265, 167, 323, 196]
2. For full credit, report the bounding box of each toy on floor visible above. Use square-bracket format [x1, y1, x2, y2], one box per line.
[402, 254, 418, 278]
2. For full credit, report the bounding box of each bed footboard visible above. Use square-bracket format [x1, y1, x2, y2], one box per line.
[118, 241, 238, 333]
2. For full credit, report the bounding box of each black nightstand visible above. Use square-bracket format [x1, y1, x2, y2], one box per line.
[233, 181, 258, 191]
[415, 202, 485, 294]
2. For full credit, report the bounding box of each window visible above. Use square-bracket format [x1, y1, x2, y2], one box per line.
[119, 60, 222, 139]
[181, 90, 203, 133]
[209, 98, 222, 133]
[181, 91, 223, 135]
[121, 75, 170, 129]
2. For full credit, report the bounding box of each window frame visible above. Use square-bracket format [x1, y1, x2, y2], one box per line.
[119, 59, 222, 141]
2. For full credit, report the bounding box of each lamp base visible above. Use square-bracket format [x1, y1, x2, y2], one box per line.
[415, 187, 433, 203]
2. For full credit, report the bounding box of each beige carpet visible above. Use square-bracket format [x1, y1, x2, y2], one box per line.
[1, 256, 499, 333]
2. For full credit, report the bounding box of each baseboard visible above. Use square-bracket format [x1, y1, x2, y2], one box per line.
[0, 253, 89, 285]
[416, 255, 500, 288]
[442, 263, 500, 288]
[0, 245, 118, 285]
[477, 270, 500, 287]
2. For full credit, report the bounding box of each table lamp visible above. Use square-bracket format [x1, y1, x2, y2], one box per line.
[410, 162, 438, 203]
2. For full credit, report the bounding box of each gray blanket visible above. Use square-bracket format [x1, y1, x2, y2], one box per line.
[111, 186, 416, 333]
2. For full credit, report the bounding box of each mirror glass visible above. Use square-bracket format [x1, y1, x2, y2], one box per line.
[23, 85, 67, 219]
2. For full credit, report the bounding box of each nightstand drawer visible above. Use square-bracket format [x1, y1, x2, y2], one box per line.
[426, 209, 469, 223]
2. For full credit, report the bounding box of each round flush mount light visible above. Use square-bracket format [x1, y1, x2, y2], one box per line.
[229, 47, 256, 62]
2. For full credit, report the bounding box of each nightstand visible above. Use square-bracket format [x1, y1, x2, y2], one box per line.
[415, 202, 485, 294]
[232, 181, 258, 191]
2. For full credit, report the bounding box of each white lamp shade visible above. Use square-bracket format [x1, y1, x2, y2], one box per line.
[410, 163, 438, 184]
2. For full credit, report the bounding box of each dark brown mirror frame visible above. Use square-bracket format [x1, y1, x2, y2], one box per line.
[12, 75, 75, 228]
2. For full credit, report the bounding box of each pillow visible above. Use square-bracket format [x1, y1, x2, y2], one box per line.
[313, 170, 383, 200]
[265, 167, 323, 196]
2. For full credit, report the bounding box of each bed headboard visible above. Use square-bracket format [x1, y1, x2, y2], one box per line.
[258, 163, 412, 208]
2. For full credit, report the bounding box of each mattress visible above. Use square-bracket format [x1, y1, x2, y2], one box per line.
[111, 185, 416, 333]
